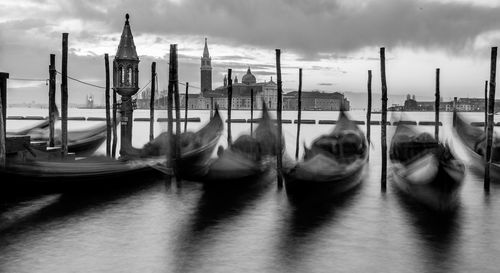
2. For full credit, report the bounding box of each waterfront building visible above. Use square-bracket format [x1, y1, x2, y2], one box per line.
[283, 91, 349, 111]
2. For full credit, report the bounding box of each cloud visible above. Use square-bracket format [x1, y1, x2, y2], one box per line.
[60, 0, 500, 57]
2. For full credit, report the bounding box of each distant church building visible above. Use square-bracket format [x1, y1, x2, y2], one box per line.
[200, 38, 212, 94]
[209, 67, 278, 109]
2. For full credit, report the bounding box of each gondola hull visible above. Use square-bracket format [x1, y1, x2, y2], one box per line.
[392, 154, 464, 212]
[283, 111, 369, 203]
[0, 158, 164, 194]
[201, 151, 272, 189]
[284, 155, 367, 203]
[453, 114, 500, 179]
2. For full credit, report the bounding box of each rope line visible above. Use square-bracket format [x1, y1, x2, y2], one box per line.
[56, 70, 105, 89]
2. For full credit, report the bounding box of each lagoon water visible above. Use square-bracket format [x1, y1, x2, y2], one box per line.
[1, 108, 500, 273]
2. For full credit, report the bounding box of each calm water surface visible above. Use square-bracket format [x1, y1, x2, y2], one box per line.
[1, 109, 500, 273]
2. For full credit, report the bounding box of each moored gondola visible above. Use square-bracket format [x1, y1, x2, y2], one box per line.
[126, 108, 224, 179]
[200, 103, 278, 188]
[0, 156, 164, 194]
[283, 111, 368, 203]
[453, 114, 500, 179]
[390, 124, 464, 212]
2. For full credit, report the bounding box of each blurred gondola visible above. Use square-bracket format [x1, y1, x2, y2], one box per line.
[283, 111, 368, 203]
[453, 114, 500, 179]
[200, 102, 279, 188]
[390, 123, 464, 212]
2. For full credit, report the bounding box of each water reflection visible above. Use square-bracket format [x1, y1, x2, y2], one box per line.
[394, 184, 462, 273]
[173, 177, 273, 273]
[277, 184, 363, 270]
[0, 179, 159, 239]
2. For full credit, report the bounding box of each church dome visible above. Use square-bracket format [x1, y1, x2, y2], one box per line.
[242, 67, 256, 85]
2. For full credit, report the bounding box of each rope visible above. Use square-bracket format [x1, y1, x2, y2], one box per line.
[56, 70, 105, 89]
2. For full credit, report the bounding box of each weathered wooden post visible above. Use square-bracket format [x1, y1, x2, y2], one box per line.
[453, 97, 457, 127]
[112, 89, 118, 158]
[227, 68, 233, 147]
[0, 72, 8, 167]
[250, 88, 254, 136]
[485, 80, 488, 132]
[295, 68, 303, 160]
[61, 33, 69, 157]
[173, 46, 182, 182]
[276, 49, 284, 188]
[485, 47, 497, 191]
[184, 82, 189, 132]
[167, 45, 176, 182]
[367, 70, 372, 155]
[380, 47, 388, 191]
[435, 68, 440, 140]
[105, 54, 111, 157]
[210, 97, 214, 118]
[0, 92, 4, 168]
[150, 62, 156, 141]
[48, 54, 56, 147]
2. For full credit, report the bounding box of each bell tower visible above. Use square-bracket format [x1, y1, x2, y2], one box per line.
[113, 13, 139, 156]
[200, 38, 212, 94]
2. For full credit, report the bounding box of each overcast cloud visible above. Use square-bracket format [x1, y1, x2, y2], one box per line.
[1, 0, 500, 106]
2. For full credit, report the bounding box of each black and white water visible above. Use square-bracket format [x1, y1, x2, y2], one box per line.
[1, 109, 499, 273]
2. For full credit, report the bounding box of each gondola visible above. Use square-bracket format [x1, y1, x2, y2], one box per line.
[283, 111, 368, 202]
[7, 119, 50, 135]
[453, 114, 500, 178]
[200, 103, 278, 187]
[0, 156, 164, 194]
[390, 123, 464, 212]
[26, 122, 108, 157]
[126, 108, 224, 179]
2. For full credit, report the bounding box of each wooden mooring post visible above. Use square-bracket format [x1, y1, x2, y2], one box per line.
[210, 97, 214, 118]
[453, 97, 457, 127]
[173, 48, 182, 182]
[485, 80, 488, 132]
[485, 47, 497, 191]
[61, 33, 69, 157]
[150, 62, 156, 141]
[105, 54, 111, 156]
[48, 54, 56, 147]
[295, 68, 303, 160]
[435, 68, 440, 140]
[0, 72, 8, 167]
[112, 87, 118, 158]
[380, 47, 388, 191]
[167, 45, 176, 182]
[366, 70, 372, 155]
[250, 88, 254, 136]
[276, 49, 284, 188]
[227, 68, 233, 147]
[184, 82, 189, 132]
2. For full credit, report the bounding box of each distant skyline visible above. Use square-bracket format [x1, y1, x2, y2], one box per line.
[2, 0, 500, 105]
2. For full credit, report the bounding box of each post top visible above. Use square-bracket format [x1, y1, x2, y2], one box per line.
[0, 72, 9, 79]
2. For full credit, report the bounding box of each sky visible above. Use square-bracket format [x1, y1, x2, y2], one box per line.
[2, 0, 500, 106]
